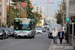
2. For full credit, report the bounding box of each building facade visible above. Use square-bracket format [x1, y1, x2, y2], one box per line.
[33, 6, 46, 18]
[0, 0, 7, 26]
[7, 0, 14, 6]
[29, 0, 34, 6]
[65, 0, 75, 48]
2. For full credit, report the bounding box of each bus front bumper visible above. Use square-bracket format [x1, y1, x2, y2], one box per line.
[14, 33, 32, 37]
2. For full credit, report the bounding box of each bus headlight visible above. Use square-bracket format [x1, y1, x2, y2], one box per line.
[0, 33, 2, 35]
[28, 32, 31, 34]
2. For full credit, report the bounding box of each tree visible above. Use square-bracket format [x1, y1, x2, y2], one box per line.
[34, 12, 42, 19]
[26, 0, 35, 19]
[0, 23, 6, 27]
[7, 6, 20, 27]
[56, 12, 62, 24]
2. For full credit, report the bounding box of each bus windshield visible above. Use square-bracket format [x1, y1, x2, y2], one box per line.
[21, 22, 30, 29]
[14, 21, 31, 30]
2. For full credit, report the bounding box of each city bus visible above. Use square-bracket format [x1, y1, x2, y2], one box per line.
[13, 18, 35, 38]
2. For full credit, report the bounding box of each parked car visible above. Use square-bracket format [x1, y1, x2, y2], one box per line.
[0, 28, 8, 39]
[35, 27, 42, 34]
[6, 28, 14, 36]
[42, 28, 46, 32]
[48, 24, 61, 39]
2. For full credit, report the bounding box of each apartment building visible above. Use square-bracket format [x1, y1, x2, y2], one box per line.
[33, 6, 46, 18]
[0, 0, 7, 26]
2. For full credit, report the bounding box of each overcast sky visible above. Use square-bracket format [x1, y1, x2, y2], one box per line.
[34, 0, 62, 17]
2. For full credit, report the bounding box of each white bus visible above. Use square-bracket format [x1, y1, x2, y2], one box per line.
[13, 18, 35, 38]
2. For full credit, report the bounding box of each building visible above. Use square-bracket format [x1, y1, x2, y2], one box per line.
[15, 1, 33, 18]
[7, 0, 14, 6]
[65, 0, 75, 48]
[33, 6, 46, 18]
[46, 16, 57, 24]
[0, 0, 7, 26]
[29, 0, 34, 6]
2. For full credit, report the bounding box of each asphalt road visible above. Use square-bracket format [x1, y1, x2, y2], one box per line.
[0, 31, 52, 50]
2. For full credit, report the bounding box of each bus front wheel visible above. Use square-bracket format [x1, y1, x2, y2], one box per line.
[15, 36, 18, 39]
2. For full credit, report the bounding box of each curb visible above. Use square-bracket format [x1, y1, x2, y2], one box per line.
[49, 40, 53, 50]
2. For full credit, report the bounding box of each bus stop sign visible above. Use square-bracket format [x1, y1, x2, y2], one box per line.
[66, 18, 70, 22]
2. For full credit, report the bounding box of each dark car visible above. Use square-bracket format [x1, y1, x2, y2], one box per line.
[6, 28, 14, 36]
[0, 28, 8, 39]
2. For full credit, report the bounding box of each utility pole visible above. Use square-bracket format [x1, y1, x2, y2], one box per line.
[66, 0, 69, 43]
[63, 0, 65, 27]
[34, 4, 36, 17]
[8, 0, 10, 28]
[20, 0, 21, 18]
[66, 0, 69, 18]
[9, 0, 10, 18]
[47, 0, 49, 17]
[47, 5, 48, 17]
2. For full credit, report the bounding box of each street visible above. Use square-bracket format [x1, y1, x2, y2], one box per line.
[0, 31, 52, 50]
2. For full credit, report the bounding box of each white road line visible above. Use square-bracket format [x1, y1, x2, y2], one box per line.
[0, 32, 47, 49]
[0, 39, 29, 49]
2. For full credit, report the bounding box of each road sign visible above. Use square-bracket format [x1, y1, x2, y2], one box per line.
[66, 18, 70, 22]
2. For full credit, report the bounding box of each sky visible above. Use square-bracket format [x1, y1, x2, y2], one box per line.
[34, 0, 62, 17]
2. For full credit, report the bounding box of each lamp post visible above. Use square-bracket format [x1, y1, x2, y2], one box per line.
[66, 0, 69, 43]
[47, 0, 49, 18]
[66, 0, 69, 18]
[9, 0, 10, 18]
[20, 0, 21, 18]
[34, 4, 36, 17]
[63, 0, 65, 28]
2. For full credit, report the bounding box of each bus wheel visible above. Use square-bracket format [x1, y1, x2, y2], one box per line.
[15, 37, 18, 39]
[32, 36, 35, 38]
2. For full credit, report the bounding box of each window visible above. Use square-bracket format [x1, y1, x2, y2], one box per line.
[74, 24, 75, 36]
[70, 24, 72, 35]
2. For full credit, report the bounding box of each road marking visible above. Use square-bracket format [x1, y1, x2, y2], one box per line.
[0, 32, 48, 49]
[0, 39, 29, 49]
[0, 39, 9, 42]
[0, 47, 5, 49]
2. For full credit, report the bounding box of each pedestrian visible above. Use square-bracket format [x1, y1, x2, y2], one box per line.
[58, 29, 64, 44]
[52, 28, 58, 44]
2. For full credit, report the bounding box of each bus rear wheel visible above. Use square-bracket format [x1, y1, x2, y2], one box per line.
[32, 36, 35, 38]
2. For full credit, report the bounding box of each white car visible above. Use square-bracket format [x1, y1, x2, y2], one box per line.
[35, 28, 42, 34]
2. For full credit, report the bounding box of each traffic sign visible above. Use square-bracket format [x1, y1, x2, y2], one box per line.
[66, 18, 70, 22]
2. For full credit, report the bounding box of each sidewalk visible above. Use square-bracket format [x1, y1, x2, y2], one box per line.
[50, 39, 74, 50]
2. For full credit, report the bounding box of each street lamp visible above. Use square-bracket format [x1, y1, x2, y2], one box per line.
[34, 4, 36, 17]
[14, 6, 17, 17]
[9, 0, 10, 18]
[20, 0, 21, 18]
[66, 0, 69, 43]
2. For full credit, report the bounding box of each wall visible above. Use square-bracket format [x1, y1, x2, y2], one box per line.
[68, 0, 75, 47]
